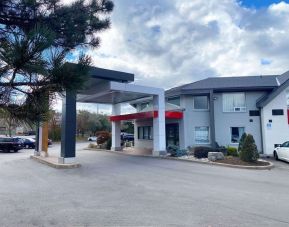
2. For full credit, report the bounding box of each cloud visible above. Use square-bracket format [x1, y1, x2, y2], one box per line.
[57, 0, 289, 113]
[87, 0, 289, 92]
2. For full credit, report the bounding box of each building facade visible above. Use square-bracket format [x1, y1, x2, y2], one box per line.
[129, 72, 289, 155]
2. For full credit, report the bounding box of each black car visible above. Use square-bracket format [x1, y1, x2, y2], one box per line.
[0, 137, 23, 152]
[121, 133, 134, 141]
[21, 138, 36, 149]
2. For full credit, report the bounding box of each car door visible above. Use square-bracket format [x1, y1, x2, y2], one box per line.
[282, 142, 289, 162]
[278, 142, 289, 161]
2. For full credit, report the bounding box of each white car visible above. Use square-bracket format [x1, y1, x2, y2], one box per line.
[274, 141, 289, 162]
[87, 136, 97, 142]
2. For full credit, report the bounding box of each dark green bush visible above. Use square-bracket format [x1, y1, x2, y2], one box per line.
[193, 146, 214, 159]
[238, 133, 247, 152]
[227, 146, 238, 156]
[167, 145, 187, 157]
[239, 134, 259, 162]
[106, 137, 112, 150]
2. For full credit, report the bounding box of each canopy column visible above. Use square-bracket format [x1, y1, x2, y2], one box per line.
[111, 103, 122, 151]
[59, 90, 77, 164]
[153, 92, 166, 156]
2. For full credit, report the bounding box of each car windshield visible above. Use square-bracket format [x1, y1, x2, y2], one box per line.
[281, 142, 289, 147]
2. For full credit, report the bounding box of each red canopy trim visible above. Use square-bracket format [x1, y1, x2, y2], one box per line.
[109, 111, 183, 122]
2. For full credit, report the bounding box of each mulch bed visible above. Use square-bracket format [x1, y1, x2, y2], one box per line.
[214, 156, 270, 166]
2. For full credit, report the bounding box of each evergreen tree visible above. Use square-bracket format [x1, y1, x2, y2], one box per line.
[238, 132, 247, 152]
[239, 134, 259, 162]
[0, 0, 114, 124]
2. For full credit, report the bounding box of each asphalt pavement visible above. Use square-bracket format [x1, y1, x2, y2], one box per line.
[0, 143, 289, 226]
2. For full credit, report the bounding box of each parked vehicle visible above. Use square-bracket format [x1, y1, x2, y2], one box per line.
[22, 138, 36, 149]
[121, 133, 134, 142]
[32, 137, 52, 146]
[88, 136, 97, 142]
[274, 141, 289, 162]
[0, 137, 23, 152]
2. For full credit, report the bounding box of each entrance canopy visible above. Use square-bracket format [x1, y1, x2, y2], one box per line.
[77, 66, 155, 104]
[59, 65, 167, 163]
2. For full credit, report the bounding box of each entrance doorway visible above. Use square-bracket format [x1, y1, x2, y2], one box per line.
[166, 123, 179, 147]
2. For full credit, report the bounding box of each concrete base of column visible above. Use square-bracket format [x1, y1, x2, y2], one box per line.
[153, 150, 167, 156]
[41, 151, 49, 157]
[58, 157, 76, 164]
[34, 151, 41, 156]
[111, 147, 123, 151]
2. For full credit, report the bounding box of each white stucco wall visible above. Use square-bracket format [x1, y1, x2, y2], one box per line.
[134, 119, 153, 150]
[261, 89, 289, 155]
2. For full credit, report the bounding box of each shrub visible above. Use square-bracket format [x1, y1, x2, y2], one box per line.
[239, 134, 259, 162]
[193, 146, 214, 159]
[106, 137, 112, 150]
[227, 146, 238, 157]
[167, 145, 187, 157]
[238, 133, 247, 152]
[96, 131, 111, 144]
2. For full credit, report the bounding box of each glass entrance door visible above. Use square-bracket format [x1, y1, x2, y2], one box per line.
[166, 123, 179, 146]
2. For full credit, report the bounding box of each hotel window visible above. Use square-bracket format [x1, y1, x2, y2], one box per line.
[167, 96, 180, 106]
[223, 93, 246, 112]
[138, 126, 153, 140]
[231, 127, 245, 143]
[195, 127, 209, 144]
[194, 96, 208, 110]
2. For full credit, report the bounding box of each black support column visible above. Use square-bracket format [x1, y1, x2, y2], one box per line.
[59, 90, 77, 164]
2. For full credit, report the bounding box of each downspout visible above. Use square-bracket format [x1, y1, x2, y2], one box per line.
[258, 107, 264, 154]
[209, 90, 216, 148]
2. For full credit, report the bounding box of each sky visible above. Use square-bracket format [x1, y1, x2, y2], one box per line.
[241, 0, 289, 8]
[59, 0, 289, 114]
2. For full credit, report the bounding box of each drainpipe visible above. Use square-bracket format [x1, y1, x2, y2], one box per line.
[209, 90, 216, 148]
[259, 107, 264, 154]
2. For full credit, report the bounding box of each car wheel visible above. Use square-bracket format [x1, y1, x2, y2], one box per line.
[89, 139, 92, 141]
[274, 151, 279, 160]
[14, 149, 19, 153]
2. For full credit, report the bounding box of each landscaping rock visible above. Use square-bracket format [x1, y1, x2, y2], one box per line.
[208, 152, 225, 161]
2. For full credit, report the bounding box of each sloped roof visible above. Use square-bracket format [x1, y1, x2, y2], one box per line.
[166, 74, 283, 96]
[257, 71, 289, 107]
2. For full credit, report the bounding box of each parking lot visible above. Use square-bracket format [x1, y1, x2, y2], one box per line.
[1, 143, 289, 226]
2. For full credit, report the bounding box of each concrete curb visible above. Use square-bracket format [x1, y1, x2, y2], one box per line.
[30, 155, 81, 169]
[85, 148, 274, 170]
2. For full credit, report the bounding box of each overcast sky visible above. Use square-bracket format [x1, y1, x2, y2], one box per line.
[59, 0, 289, 114]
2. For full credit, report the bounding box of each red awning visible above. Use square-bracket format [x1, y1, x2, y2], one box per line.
[109, 111, 183, 122]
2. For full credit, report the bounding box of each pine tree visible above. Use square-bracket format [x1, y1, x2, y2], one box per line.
[0, 0, 114, 124]
[238, 132, 247, 152]
[239, 134, 259, 162]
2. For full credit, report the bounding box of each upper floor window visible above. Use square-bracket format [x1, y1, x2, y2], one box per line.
[167, 96, 180, 106]
[223, 93, 246, 112]
[194, 96, 208, 110]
